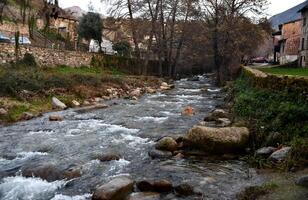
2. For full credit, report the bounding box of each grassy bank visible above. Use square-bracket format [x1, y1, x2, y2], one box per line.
[0, 57, 161, 124]
[259, 67, 308, 77]
[231, 74, 308, 169]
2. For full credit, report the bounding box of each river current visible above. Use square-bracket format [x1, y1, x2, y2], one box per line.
[0, 75, 262, 200]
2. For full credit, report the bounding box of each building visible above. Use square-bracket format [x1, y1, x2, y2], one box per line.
[272, 20, 301, 65]
[298, 4, 308, 67]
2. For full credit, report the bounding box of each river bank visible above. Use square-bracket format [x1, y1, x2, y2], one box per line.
[0, 63, 174, 125]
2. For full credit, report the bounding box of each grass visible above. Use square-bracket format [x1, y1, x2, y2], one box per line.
[49, 65, 103, 75]
[232, 74, 308, 169]
[236, 182, 278, 200]
[260, 67, 308, 77]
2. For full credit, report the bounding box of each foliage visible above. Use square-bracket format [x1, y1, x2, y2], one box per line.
[39, 30, 66, 42]
[112, 41, 131, 56]
[77, 12, 102, 45]
[260, 67, 308, 77]
[17, 53, 37, 67]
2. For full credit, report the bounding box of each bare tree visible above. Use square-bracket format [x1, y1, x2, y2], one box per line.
[0, 0, 8, 24]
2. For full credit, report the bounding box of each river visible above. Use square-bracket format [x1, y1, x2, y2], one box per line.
[0, 75, 262, 200]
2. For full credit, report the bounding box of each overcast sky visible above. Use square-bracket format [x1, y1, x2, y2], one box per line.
[59, 0, 307, 17]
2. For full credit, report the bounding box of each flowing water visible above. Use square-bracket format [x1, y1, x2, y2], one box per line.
[0, 75, 262, 200]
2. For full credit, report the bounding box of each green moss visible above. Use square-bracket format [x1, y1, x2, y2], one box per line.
[260, 67, 308, 77]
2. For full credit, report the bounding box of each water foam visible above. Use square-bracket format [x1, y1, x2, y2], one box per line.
[17, 152, 48, 160]
[207, 88, 221, 93]
[0, 176, 66, 200]
[136, 116, 168, 123]
[51, 193, 92, 200]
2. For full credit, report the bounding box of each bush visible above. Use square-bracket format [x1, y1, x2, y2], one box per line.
[16, 53, 37, 67]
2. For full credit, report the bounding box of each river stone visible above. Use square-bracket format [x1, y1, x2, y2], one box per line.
[155, 137, 178, 152]
[256, 147, 276, 156]
[130, 89, 141, 97]
[92, 176, 134, 200]
[148, 150, 173, 159]
[72, 100, 80, 107]
[52, 97, 67, 110]
[174, 183, 195, 196]
[20, 112, 35, 121]
[181, 106, 194, 116]
[127, 192, 160, 200]
[269, 147, 291, 162]
[96, 154, 121, 162]
[49, 115, 64, 121]
[0, 108, 8, 116]
[211, 109, 229, 119]
[136, 180, 154, 192]
[152, 180, 173, 193]
[295, 175, 308, 187]
[186, 126, 250, 153]
[216, 118, 231, 127]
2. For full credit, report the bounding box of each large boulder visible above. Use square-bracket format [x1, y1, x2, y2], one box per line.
[186, 126, 250, 153]
[92, 176, 134, 200]
[155, 137, 178, 152]
[127, 192, 160, 200]
[52, 97, 67, 110]
[136, 179, 173, 193]
[269, 147, 291, 162]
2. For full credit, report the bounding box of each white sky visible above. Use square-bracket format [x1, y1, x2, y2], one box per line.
[59, 0, 307, 17]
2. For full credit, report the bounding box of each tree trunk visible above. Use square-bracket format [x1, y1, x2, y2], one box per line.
[127, 0, 140, 59]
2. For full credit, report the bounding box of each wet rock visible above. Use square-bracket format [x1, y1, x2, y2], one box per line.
[131, 96, 138, 101]
[211, 109, 229, 119]
[130, 89, 141, 97]
[22, 164, 80, 181]
[49, 115, 64, 121]
[63, 166, 82, 180]
[0, 108, 8, 116]
[295, 175, 308, 187]
[155, 137, 178, 152]
[72, 100, 80, 107]
[76, 103, 108, 113]
[216, 118, 231, 127]
[174, 183, 195, 196]
[186, 126, 250, 153]
[256, 147, 276, 156]
[269, 147, 291, 162]
[95, 154, 121, 162]
[153, 180, 173, 193]
[148, 150, 173, 159]
[174, 153, 184, 159]
[20, 112, 35, 121]
[161, 82, 169, 87]
[127, 192, 160, 200]
[181, 106, 194, 116]
[51, 97, 67, 110]
[137, 180, 155, 192]
[92, 176, 134, 200]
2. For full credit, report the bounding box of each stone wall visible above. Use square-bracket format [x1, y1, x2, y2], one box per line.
[0, 22, 29, 37]
[0, 43, 92, 67]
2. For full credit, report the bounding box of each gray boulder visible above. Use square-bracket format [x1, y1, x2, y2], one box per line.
[256, 147, 277, 156]
[295, 175, 308, 187]
[52, 97, 67, 110]
[269, 147, 291, 162]
[92, 176, 134, 200]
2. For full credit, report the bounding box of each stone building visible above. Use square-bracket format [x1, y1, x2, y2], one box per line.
[298, 4, 308, 67]
[273, 20, 301, 65]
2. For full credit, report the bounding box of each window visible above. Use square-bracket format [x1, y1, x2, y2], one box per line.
[304, 18, 307, 27]
[302, 38, 305, 50]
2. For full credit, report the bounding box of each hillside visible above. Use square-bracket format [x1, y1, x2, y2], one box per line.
[269, 1, 307, 30]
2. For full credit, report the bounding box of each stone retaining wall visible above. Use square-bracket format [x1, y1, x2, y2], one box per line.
[242, 66, 308, 95]
[0, 43, 92, 67]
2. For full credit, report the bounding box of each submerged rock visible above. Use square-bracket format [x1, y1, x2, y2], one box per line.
[49, 115, 64, 121]
[95, 154, 121, 162]
[155, 137, 178, 152]
[174, 183, 195, 196]
[52, 97, 67, 110]
[148, 150, 173, 159]
[137, 179, 173, 193]
[296, 175, 308, 187]
[181, 106, 194, 116]
[127, 192, 160, 200]
[92, 176, 134, 200]
[256, 147, 276, 156]
[186, 126, 250, 153]
[269, 147, 291, 162]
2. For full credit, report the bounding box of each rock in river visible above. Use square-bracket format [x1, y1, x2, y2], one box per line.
[148, 150, 173, 159]
[296, 175, 308, 187]
[174, 183, 195, 196]
[256, 147, 276, 156]
[186, 126, 250, 153]
[49, 115, 64, 121]
[181, 106, 194, 116]
[155, 137, 178, 152]
[52, 97, 67, 110]
[92, 176, 134, 200]
[127, 192, 160, 200]
[137, 180, 173, 193]
[95, 154, 121, 162]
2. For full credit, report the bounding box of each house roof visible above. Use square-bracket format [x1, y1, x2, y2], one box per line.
[298, 4, 308, 13]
